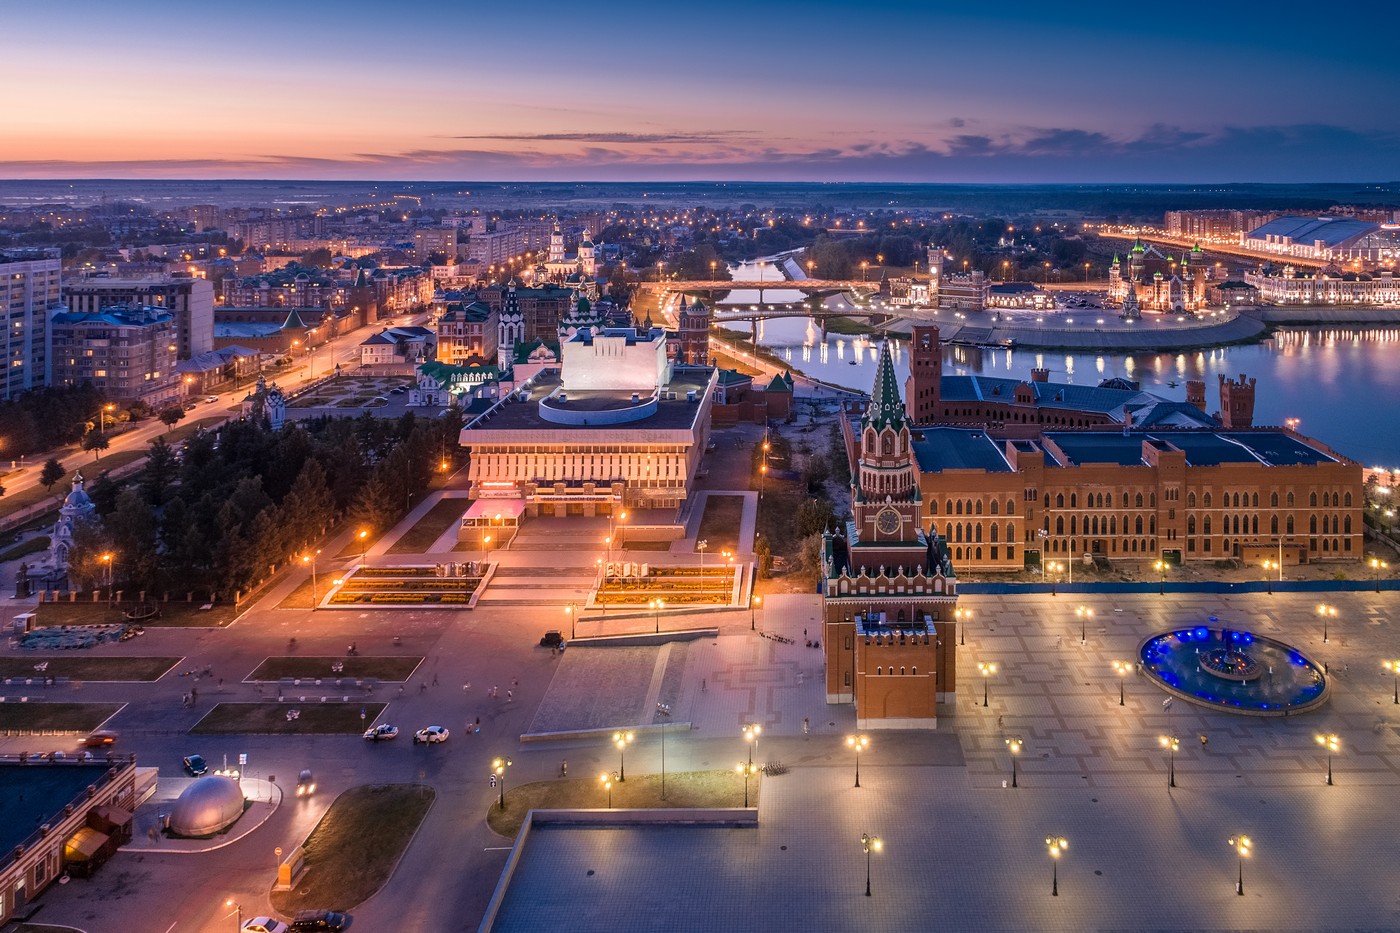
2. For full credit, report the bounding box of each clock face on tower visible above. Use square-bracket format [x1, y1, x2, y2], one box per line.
[876, 508, 900, 535]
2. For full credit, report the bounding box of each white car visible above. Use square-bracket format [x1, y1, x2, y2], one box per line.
[363, 723, 399, 742]
[414, 725, 450, 744]
[242, 919, 289, 933]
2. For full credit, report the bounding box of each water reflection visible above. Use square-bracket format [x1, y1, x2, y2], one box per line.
[749, 321, 1400, 463]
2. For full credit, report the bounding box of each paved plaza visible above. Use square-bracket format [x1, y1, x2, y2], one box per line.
[4, 494, 1400, 932]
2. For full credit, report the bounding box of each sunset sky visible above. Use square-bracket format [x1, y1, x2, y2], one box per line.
[4, 0, 1398, 182]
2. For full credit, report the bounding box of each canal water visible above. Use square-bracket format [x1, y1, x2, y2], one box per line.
[720, 259, 1400, 466]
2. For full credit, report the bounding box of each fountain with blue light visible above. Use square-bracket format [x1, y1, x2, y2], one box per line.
[1138, 617, 1328, 715]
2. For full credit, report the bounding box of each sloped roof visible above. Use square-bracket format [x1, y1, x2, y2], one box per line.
[1247, 216, 1379, 247]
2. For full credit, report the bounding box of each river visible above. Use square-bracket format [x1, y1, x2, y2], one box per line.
[718, 258, 1400, 467]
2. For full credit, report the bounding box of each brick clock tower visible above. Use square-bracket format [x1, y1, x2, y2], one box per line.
[822, 341, 959, 730]
[905, 324, 942, 424]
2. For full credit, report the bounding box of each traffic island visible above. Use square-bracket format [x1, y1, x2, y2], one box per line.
[269, 783, 435, 913]
[190, 702, 387, 735]
[0, 702, 123, 735]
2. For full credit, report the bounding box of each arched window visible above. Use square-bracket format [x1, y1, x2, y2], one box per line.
[1056, 516, 1065, 535]
[1252, 493, 1259, 507]
[1188, 516, 1197, 535]
[1309, 492, 1318, 507]
[1271, 492, 1279, 507]
[1007, 499, 1016, 515]
[1344, 492, 1353, 507]
[1271, 515, 1279, 535]
[956, 500, 963, 516]
[975, 500, 984, 515]
[1007, 522, 1015, 541]
[975, 547, 983, 560]
[1287, 492, 1295, 507]
[1287, 516, 1295, 534]
[1251, 516, 1258, 534]
[1188, 492, 1197, 508]
[990, 523, 999, 542]
[912, 667, 917, 675]
[1150, 492, 1157, 507]
[865, 429, 877, 454]
[1204, 492, 1212, 508]
[990, 500, 999, 516]
[1345, 515, 1352, 533]
[929, 500, 938, 515]
[1135, 492, 1144, 508]
[1204, 516, 1212, 535]
[876, 666, 883, 676]
[1135, 516, 1144, 534]
[1056, 493, 1064, 509]
[1070, 493, 1078, 508]
[882, 433, 894, 456]
[1310, 515, 1317, 534]
[1044, 493, 1051, 509]
[900, 667, 906, 676]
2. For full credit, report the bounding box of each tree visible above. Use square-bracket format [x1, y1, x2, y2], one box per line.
[158, 405, 185, 433]
[301, 248, 334, 268]
[143, 437, 179, 506]
[40, 457, 65, 492]
[105, 489, 160, 592]
[82, 430, 110, 460]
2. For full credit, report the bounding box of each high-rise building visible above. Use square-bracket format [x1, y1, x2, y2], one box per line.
[0, 248, 62, 399]
[64, 275, 214, 358]
[49, 306, 180, 406]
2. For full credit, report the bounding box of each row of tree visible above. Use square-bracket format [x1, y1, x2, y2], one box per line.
[0, 385, 110, 459]
[66, 409, 464, 599]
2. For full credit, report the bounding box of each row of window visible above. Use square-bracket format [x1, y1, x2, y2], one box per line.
[872, 666, 919, 676]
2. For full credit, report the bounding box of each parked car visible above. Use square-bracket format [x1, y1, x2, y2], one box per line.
[205, 395, 219, 403]
[242, 919, 289, 933]
[183, 753, 208, 776]
[296, 769, 316, 797]
[81, 730, 118, 748]
[363, 724, 398, 742]
[413, 725, 449, 744]
[539, 630, 564, 648]
[290, 909, 352, 932]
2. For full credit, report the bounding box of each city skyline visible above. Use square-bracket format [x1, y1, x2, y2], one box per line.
[4, 0, 1399, 183]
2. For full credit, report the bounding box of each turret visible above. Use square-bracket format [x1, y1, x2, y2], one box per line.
[905, 325, 942, 423]
[1218, 373, 1256, 428]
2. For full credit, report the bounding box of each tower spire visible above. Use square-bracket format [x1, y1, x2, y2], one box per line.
[865, 341, 908, 433]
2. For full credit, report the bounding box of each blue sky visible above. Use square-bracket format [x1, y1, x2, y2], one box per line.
[2, 0, 1398, 181]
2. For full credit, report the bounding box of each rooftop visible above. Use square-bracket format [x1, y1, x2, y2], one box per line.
[939, 375, 1163, 420]
[1247, 216, 1380, 248]
[463, 367, 714, 436]
[0, 760, 120, 854]
[911, 428, 1013, 473]
[51, 305, 173, 327]
[1043, 431, 1338, 468]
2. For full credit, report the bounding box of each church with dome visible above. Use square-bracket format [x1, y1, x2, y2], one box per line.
[538, 226, 605, 297]
[1108, 240, 1210, 315]
[47, 472, 98, 576]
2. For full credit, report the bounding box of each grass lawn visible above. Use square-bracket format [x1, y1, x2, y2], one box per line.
[190, 702, 387, 735]
[247, 657, 423, 682]
[486, 769, 761, 838]
[277, 577, 318, 609]
[270, 784, 435, 913]
[696, 495, 745, 553]
[35, 601, 240, 628]
[822, 315, 875, 336]
[0, 656, 180, 682]
[388, 499, 465, 554]
[0, 703, 123, 733]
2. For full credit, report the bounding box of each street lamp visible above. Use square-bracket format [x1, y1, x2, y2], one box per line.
[1111, 659, 1132, 705]
[492, 757, 512, 810]
[846, 733, 868, 787]
[751, 594, 761, 631]
[600, 772, 615, 809]
[1316, 603, 1336, 644]
[1372, 557, 1389, 592]
[860, 833, 882, 896]
[736, 761, 758, 807]
[1153, 559, 1169, 594]
[607, 509, 628, 563]
[1075, 605, 1093, 644]
[1261, 559, 1277, 595]
[1046, 560, 1063, 596]
[1005, 736, 1022, 787]
[1316, 733, 1339, 785]
[978, 661, 996, 707]
[302, 551, 320, 611]
[565, 603, 576, 640]
[1385, 660, 1400, 704]
[1160, 734, 1179, 788]
[1228, 834, 1251, 896]
[358, 529, 369, 568]
[650, 598, 665, 634]
[956, 606, 971, 646]
[743, 722, 763, 768]
[98, 402, 115, 434]
[100, 552, 114, 605]
[1046, 836, 1067, 896]
[697, 538, 708, 578]
[225, 899, 241, 932]
[612, 731, 633, 781]
[658, 704, 672, 800]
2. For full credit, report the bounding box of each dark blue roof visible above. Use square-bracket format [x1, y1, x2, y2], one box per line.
[911, 428, 1013, 473]
[940, 375, 1157, 419]
[1247, 216, 1379, 248]
[1044, 431, 1337, 468]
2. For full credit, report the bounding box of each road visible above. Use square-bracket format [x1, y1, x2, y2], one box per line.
[0, 309, 429, 528]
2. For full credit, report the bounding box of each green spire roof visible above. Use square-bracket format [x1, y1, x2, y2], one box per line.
[281, 308, 308, 330]
[1191, 242, 1203, 253]
[1131, 239, 1145, 253]
[864, 341, 908, 432]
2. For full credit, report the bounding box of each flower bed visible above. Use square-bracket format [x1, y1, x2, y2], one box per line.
[329, 591, 473, 605]
[351, 567, 442, 578]
[336, 579, 482, 593]
[595, 592, 732, 606]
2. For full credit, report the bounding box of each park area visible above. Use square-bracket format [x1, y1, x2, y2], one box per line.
[594, 565, 743, 608]
[486, 770, 762, 838]
[246, 656, 423, 683]
[325, 565, 487, 607]
[287, 375, 413, 410]
[271, 784, 435, 913]
[0, 656, 180, 682]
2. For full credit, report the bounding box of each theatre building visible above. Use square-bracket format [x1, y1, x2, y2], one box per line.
[821, 343, 960, 730]
[459, 326, 715, 520]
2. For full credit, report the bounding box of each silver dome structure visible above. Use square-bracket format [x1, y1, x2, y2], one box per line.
[168, 775, 245, 837]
